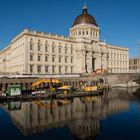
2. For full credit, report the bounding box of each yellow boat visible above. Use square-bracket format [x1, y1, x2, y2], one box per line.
[31, 78, 64, 90]
[82, 81, 98, 92]
[84, 86, 98, 92]
[56, 85, 72, 94]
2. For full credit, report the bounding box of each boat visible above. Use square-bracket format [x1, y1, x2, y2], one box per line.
[31, 78, 64, 91]
[82, 81, 99, 92]
[81, 78, 108, 93]
[56, 85, 73, 94]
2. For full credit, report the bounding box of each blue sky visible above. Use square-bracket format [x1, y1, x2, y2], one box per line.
[0, 0, 140, 57]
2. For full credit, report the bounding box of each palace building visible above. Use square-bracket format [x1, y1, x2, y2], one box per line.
[0, 5, 129, 75]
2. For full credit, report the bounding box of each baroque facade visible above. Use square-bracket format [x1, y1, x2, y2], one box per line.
[0, 5, 129, 74]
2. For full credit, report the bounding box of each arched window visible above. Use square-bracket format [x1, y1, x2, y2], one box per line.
[83, 31, 85, 35]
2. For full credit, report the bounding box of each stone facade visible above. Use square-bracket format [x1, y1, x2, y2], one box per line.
[129, 58, 140, 73]
[0, 6, 129, 75]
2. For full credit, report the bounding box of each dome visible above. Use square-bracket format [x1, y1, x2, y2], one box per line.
[72, 5, 98, 27]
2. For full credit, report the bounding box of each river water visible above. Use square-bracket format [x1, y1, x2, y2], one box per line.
[0, 88, 140, 140]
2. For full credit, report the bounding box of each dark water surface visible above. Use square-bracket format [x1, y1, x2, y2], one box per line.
[1, 88, 140, 140]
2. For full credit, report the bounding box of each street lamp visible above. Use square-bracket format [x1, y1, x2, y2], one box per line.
[138, 41, 140, 71]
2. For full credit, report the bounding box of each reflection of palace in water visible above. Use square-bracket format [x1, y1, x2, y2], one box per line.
[2, 92, 129, 139]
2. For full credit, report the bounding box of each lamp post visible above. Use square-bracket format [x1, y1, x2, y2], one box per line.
[138, 41, 140, 72]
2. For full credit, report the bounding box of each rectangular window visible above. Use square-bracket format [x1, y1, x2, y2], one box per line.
[71, 67, 73, 73]
[83, 31, 85, 35]
[59, 56, 61, 63]
[59, 66, 61, 73]
[65, 66, 68, 73]
[30, 65, 33, 73]
[30, 54, 33, 61]
[45, 66, 49, 73]
[52, 46, 55, 53]
[30, 43, 33, 50]
[71, 57, 73, 63]
[30, 38, 33, 50]
[45, 45, 48, 52]
[52, 56, 55, 62]
[71, 48, 73, 54]
[45, 55, 48, 62]
[59, 47, 61, 53]
[37, 65, 41, 73]
[90, 31, 92, 36]
[65, 47, 67, 54]
[38, 40, 41, 51]
[38, 55, 41, 61]
[65, 57, 67, 63]
[38, 44, 41, 51]
[52, 66, 55, 73]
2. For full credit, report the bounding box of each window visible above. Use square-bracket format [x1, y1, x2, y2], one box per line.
[45, 66, 49, 73]
[134, 59, 137, 64]
[65, 66, 68, 73]
[38, 40, 41, 51]
[52, 42, 55, 53]
[45, 55, 48, 62]
[71, 57, 73, 63]
[59, 47, 61, 53]
[30, 65, 33, 73]
[59, 66, 62, 73]
[52, 66, 55, 73]
[79, 31, 81, 35]
[52, 46, 55, 53]
[90, 30, 92, 36]
[83, 31, 85, 35]
[29, 38, 33, 50]
[59, 56, 61, 62]
[65, 47, 67, 54]
[65, 57, 67, 63]
[37, 65, 41, 73]
[52, 56, 55, 62]
[38, 44, 41, 51]
[38, 55, 41, 61]
[86, 31, 88, 35]
[30, 54, 33, 61]
[30, 43, 33, 50]
[45, 44, 48, 52]
[71, 66, 73, 73]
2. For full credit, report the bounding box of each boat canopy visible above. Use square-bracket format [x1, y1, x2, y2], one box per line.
[32, 79, 62, 87]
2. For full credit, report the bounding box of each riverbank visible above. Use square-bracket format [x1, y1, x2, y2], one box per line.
[0, 90, 103, 102]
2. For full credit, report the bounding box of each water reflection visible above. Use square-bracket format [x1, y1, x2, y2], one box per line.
[0, 88, 133, 140]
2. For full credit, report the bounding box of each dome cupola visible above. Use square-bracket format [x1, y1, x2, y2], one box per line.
[72, 5, 98, 27]
[70, 4, 100, 41]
